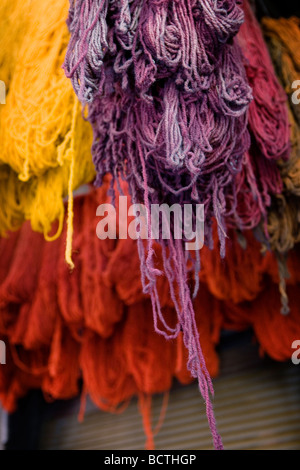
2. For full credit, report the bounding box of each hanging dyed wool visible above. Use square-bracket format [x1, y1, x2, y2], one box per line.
[57, 195, 86, 338]
[228, 0, 290, 231]
[80, 183, 124, 337]
[0, 223, 44, 309]
[80, 291, 221, 448]
[0, 0, 30, 87]
[43, 318, 81, 401]
[0, 166, 29, 235]
[252, 281, 300, 362]
[22, 235, 62, 351]
[0, 0, 95, 245]
[0, 182, 216, 439]
[1, 184, 300, 446]
[261, 17, 300, 253]
[200, 224, 271, 304]
[262, 17, 300, 126]
[239, 2, 290, 162]
[0, 223, 49, 349]
[64, 0, 255, 449]
[0, 343, 47, 413]
[0, 230, 21, 340]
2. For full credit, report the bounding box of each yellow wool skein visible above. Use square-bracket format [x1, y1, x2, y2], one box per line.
[0, 102, 95, 257]
[0, 166, 27, 234]
[0, 0, 95, 264]
[1, 0, 77, 178]
[0, 0, 31, 87]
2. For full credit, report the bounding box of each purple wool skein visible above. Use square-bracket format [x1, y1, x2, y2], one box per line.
[64, 0, 253, 450]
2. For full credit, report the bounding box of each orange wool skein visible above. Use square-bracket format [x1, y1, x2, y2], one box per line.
[0, 230, 20, 286]
[103, 237, 147, 307]
[0, 344, 46, 413]
[100, 179, 173, 310]
[80, 327, 137, 413]
[0, 222, 44, 308]
[221, 299, 255, 332]
[252, 281, 300, 362]
[43, 317, 81, 401]
[57, 195, 86, 339]
[1, 178, 300, 431]
[122, 301, 176, 396]
[80, 186, 124, 338]
[200, 225, 271, 304]
[20, 235, 62, 351]
[0, 231, 22, 340]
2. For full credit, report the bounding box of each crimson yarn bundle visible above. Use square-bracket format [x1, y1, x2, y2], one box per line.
[229, 0, 290, 231]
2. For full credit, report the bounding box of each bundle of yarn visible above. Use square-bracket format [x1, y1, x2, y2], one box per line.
[261, 17, 300, 253]
[0, 181, 220, 448]
[1, 182, 300, 449]
[0, 0, 95, 243]
[229, 0, 290, 232]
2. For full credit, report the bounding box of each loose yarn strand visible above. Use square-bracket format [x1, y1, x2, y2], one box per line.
[65, 98, 79, 269]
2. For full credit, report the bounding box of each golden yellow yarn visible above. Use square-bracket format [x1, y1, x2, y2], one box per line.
[0, 0, 95, 262]
[1, 0, 76, 178]
[0, 166, 27, 234]
[0, 0, 31, 88]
